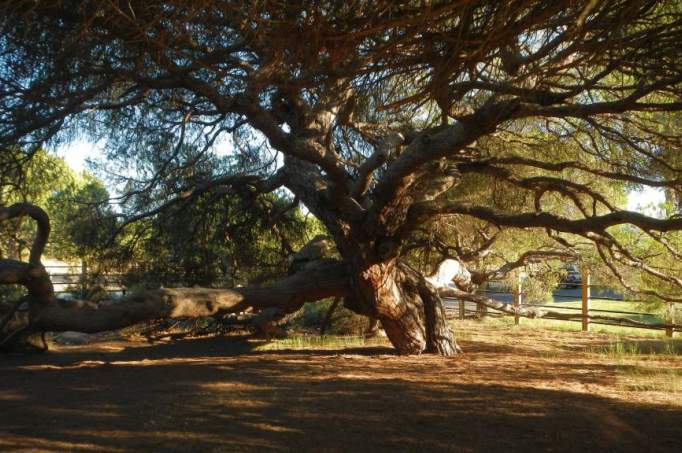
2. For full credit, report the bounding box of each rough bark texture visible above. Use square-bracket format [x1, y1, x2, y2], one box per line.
[0, 253, 351, 351]
[2, 257, 458, 355]
[351, 261, 460, 356]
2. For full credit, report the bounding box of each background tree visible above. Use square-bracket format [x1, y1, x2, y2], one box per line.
[0, 149, 75, 259]
[120, 172, 317, 290]
[0, 148, 116, 265]
[2, 1, 682, 355]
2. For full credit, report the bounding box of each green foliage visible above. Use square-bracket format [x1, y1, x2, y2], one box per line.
[0, 148, 121, 301]
[121, 190, 318, 289]
[47, 176, 117, 263]
[0, 144, 321, 296]
[0, 149, 75, 260]
[4, 1, 682, 310]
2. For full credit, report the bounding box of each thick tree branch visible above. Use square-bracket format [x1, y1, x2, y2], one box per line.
[351, 132, 403, 199]
[484, 155, 682, 188]
[31, 260, 349, 333]
[410, 202, 682, 235]
[472, 250, 576, 284]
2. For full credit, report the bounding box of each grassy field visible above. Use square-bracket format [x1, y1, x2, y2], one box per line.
[451, 318, 682, 401]
[256, 334, 387, 351]
[484, 309, 668, 338]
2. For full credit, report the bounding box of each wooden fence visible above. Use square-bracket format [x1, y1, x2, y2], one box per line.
[45, 264, 126, 297]
[444, 270, 679, 338]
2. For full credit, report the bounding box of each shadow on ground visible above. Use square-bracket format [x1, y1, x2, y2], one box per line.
[1, 336, 680, 452]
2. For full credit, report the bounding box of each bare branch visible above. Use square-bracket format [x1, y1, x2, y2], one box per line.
[411, 202, 682, 235]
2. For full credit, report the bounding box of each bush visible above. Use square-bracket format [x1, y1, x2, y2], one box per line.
[289, 299, 368, 335]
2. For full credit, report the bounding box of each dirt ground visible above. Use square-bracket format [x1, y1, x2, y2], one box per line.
[1, 322, 681, 452]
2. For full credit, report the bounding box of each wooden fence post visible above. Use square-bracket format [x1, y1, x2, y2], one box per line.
[514, 274, 523, 325]
[581, 268, 591, 332]
[666, 302, 676, 338]
[80, 261, 88, 298]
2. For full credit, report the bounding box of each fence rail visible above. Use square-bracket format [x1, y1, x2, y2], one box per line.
[44, 264, 127, 297]
[444, 269, 678, 338]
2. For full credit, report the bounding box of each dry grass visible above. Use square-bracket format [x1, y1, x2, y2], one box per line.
[454, 318, 682, 402]
[0, 321, 680, 452]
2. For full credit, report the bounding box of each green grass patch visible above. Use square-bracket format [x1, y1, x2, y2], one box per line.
[450, 317, 682, 353]
[540, 298, 661, 322]
[588, 337, 682, 358]
[617, 366, 682, 394]
[255, 334, 389, 351]
[519, 317, 672, 337]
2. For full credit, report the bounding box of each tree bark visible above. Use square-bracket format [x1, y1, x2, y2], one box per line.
[351, 261, 460, 356]
[1, 236, 461, 355]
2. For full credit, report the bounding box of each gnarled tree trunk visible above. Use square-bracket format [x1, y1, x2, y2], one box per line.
[350, 261, 460, 356]
[2, 258, 459, 355]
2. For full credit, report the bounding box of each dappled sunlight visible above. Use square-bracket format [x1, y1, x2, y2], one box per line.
[0, 391, 26, 402]
[0, 436, 120, 453]
[2, 1, 682, 450]
[1, 329, 681, 451]
[41, 406, 122, 420]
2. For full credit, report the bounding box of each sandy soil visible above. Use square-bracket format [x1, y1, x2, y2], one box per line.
[1, 323, 681, 452]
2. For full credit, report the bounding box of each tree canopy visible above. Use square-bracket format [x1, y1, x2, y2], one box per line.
[2, 1, 682, 355]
